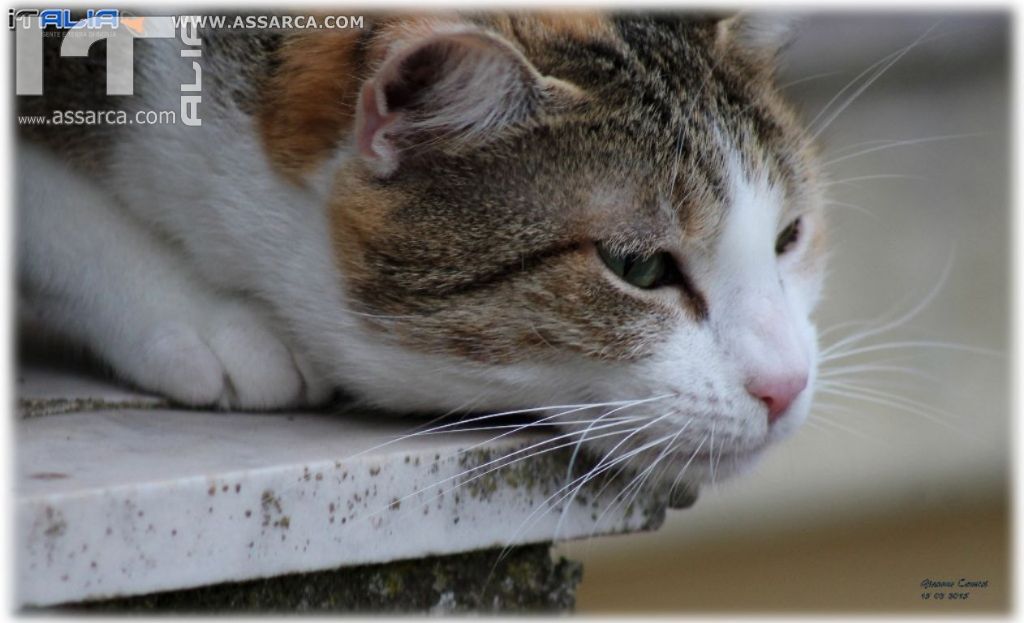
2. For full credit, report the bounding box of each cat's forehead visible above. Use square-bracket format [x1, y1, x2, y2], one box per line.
[530, 111, 792, 250]
[578, 136, 786, 255]
[521, 15, 806, 241]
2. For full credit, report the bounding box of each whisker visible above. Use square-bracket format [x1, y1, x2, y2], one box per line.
[822, 200, 879, 220]
[708, 421, 716, 486]
[818, 379, 965, 423]
[408, 416, 645, 436]
[553, 409, 679, 523]
[805, 43, 909, 133]
[342, 308, 420, 321]
[806, 409, 873, 440]
[451, 395, 672, 460]
[614, 422, 695, 525]
[777, 69, 846, 90]
[800, 416, 838, 437]
[821, 132, 986, 167]
[342, 395, 671, 461]
[363, 423, 640, 523]
[817, 318, 877, 341]
[823, 137, 911, 158]
[820, 252, 955, 358]
[818, 363, 937, 383]
[592, 454, 665, 532]
[554, 400, 666, 536]
[563, 418, 693, 539]
[809, 23, 941, 140]
[821, 173, 928, 188]
[816, 385, 966, 434]
[668, 434, 709, 502]
[713, 428, 728, 488]
[820, 339, 1002, 364]
[579, 438, 677, 540]
[492, 430, 679, 570]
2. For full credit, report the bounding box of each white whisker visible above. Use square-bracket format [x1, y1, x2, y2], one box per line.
[821, 173, 928, 188]
[777, 69, 846, 90]
[409, 416, 644, 436]
[818, 363, 937, 383]
[668, 434, 709, 499]
[821, 132, 985, 167]
[820, 252, 955, 358]
[554, 400, 668, 537]
[816, 385, 966, 434]
[820, 339, 1002, 364]
[818, 379, 965, 423]
[822, 200, 879, 220]
[343, 395, 671, 461]
[707, 421, 716, 486]
[577, 419, 693, 539]
[363, 423, 640, 523]
[493, 430, 679, 568]
[806, 410, 873, 440]
[809, 23, 941, 140]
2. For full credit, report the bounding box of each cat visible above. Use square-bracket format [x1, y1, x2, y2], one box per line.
[17, 11, 825, 488]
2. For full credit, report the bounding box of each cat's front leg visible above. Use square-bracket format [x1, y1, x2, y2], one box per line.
[18, 146, 331, 409]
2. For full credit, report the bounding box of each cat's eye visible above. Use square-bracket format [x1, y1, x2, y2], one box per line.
[596, 244, 673, 289]
[775, 218, 802, 255]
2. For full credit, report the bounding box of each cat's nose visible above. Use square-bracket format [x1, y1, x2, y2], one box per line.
[746, 373, 808, 424]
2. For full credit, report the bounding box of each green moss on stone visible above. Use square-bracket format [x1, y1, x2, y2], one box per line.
[455, 442, 669, 532]
[55, 544, 582, 614]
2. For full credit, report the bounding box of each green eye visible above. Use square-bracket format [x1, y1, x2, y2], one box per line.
[775, 218, 802, 255]
[596, 243, 671, 289]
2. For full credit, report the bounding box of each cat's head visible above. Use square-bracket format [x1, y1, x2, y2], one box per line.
[297, 13, 826, 486]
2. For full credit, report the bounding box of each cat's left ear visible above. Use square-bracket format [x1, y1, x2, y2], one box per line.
[716, 12, 802, 66]
[356, 27, 579, 176]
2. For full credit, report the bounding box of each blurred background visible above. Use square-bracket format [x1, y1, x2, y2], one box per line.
[558, 11, 1011, 613]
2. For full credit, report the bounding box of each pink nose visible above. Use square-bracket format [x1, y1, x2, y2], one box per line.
[746, 374, 808, 425]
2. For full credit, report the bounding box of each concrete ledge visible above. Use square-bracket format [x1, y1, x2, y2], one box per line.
[16, 365, 676, 608]
[45, 543, 582, 613]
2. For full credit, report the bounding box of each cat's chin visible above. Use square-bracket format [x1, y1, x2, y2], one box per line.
[656, 442, 771, 490]
[662, 404, 811, 488]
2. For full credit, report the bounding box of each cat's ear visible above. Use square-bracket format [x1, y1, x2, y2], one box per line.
[716, 12, 802, 65]
[356, 28, 564, 176]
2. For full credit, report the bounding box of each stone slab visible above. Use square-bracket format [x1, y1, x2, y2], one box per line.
[16, 365, 668, 607]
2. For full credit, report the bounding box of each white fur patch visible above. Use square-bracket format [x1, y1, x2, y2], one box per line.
[715, 151, 783, 289]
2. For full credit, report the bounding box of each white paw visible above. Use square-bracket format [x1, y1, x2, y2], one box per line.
[139, 323, 226, 406]
[134, 306, 318, 410]
[205, 311, 304, 409]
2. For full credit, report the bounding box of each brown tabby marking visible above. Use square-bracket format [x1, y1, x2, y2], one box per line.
[258, 28, 367, 179]
[486, 12, 617, 44]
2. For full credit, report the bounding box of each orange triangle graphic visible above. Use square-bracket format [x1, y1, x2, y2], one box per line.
[121, 17, 145, 34]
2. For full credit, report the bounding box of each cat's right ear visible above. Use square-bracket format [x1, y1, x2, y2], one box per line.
[716, 12, 802, 66]
[355, 29, 577, 176]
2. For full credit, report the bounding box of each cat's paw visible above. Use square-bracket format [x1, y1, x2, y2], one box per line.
[138, 323, 228, 406]
[135, 308, 315, 410]
[204, 312, 305, 409]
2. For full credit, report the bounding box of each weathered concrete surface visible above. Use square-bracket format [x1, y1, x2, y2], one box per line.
[50, 544, 581, 614]
[16, 363, 673, 608]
